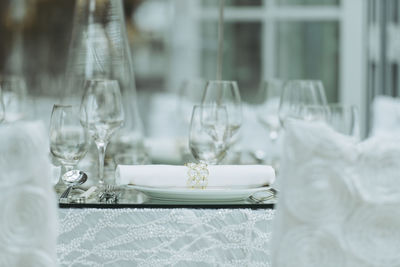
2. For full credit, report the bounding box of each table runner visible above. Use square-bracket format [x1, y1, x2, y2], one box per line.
[57, 208, 274, 266]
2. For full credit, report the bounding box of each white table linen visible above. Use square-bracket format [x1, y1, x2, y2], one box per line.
[0, 121, 58, 267]
[57, 208, 274, 267]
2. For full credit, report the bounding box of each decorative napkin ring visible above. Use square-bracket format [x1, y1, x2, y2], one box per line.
[185, 162, 209, 189]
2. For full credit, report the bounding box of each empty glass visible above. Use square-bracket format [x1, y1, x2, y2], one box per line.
[201, 80, 242, 143]
[297, 105, 330, 122]
[189, 105, 229, 164]
[256, 80, 284, 142]
[279, 80, 328, 126]
[295, 104, 360, 140]
[327, 104, 360, 140]
[49, 105, 89, 179]
[80, 79, 124, 185]
[0, 75, 27, 122]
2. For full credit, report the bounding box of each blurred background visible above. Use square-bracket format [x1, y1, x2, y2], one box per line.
[0, 0, 396, 139]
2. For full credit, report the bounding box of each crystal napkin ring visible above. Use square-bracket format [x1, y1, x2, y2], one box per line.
[185, 162, 209, 189]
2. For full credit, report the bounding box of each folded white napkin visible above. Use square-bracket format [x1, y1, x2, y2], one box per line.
[116, 165, 275, 188]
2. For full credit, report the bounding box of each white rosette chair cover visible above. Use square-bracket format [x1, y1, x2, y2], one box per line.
[272, 119, 400, 267]
[0, 122, 58, 267]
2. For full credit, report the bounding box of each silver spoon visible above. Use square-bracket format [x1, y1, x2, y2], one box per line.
[59, 170, 88, 203]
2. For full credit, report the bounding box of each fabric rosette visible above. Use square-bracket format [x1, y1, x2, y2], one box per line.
[0, 185, 57, 261]
[282, 159, 354, 224]
[344, 204, 400, 267]
[0, 249, 56, 267]
[282, 119, 357, 166]
[0, 122, 51, 188]
[354, 136, 400, 204]
[275, 226, 345, 267]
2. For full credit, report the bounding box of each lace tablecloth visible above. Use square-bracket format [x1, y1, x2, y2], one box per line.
[57, 208, 274, 267]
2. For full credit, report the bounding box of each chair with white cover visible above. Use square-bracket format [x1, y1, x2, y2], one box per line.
[0, 121, 58, 267]
[271, 118, 400, 267]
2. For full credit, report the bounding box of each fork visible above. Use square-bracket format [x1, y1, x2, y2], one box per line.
[99, 185, 119, 203]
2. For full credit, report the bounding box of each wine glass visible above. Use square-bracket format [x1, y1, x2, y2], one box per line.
[279, 80, 328, 126]
[201, 80, 242, 149]
[327, 104, 360, 140]
[0, 75, 27, 122]
[297, 104, 330, 122]
[295, 104, 360, 140]
[80, 79, 124, 185]
[49, 105, 89, 181]
[189, 105, 229, 165]
[256, 80, 283, 142]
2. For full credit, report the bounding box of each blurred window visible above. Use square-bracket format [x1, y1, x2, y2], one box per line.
[126, 0, 361, 105]
[203, 0, 262, 7]
[276, 21, 339, 102]
[277, 0, 339, 6]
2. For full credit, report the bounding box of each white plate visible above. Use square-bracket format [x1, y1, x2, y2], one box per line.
[128, 185, 270, 202]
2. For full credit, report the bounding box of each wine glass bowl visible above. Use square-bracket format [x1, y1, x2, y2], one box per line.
[189, 105, 229, 165]
[297, 104, 330, 122]
[49, 104, 89, 178]
[81, 79, 124, 142]
[201, 80, 242, 148]
[294, 103, 360, 141]
[279, 80, 328, 126]
[327, 104, 359, 139]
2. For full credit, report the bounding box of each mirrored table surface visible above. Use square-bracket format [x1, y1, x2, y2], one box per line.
[57, 185, 275, 209]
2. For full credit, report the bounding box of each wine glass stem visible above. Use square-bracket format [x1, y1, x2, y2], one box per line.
[96, 141, 108, 185]
[64, 165, 74, 172]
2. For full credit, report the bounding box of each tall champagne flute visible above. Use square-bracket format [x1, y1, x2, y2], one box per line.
[80, 79, 124, 185]
[189, 105, 229, 164]
[279, 80, 328, 126]
[201, 80, 242, 150]
[49, 105, 89, 180]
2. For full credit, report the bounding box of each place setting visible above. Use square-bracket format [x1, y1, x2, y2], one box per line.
[52, 78, 278, 207]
